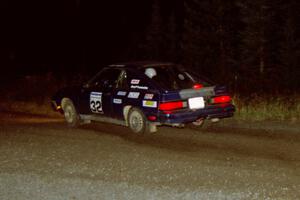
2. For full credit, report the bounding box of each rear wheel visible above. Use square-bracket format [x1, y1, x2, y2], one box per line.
[128, 108, 149, 134]
[62, 99, 80, 127]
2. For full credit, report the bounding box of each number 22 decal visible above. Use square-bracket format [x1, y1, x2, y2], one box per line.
[90, 92, 103, 113]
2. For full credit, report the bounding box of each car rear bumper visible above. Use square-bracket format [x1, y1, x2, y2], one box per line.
[158, 104, 235, 124]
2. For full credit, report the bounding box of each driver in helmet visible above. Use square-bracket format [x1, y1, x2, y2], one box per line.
[145, 68, 157, 79]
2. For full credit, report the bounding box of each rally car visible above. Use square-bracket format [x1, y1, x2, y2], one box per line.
[51, 62, 235, 134]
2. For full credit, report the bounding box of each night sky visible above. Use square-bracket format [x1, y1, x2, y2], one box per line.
[2, 0, 180, 75]
[1, 0, 299, 93]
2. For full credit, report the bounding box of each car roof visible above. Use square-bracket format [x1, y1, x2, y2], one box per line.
[108, 61, 175, 68]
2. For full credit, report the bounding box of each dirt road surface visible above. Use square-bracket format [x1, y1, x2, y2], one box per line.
[0, 112, 299, 200]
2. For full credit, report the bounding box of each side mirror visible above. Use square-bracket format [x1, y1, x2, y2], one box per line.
[83, 83, 89, 89]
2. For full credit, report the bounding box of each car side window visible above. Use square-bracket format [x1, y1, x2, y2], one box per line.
[90, 68, 121, 88]
[126, 69, 153, 90]
[115, 70, 129, 89]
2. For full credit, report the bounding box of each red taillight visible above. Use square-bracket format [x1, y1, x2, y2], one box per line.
[213, 96, 231, 104]
[193, 83, 203, 89]
[159, 101, 183, 111]
[148, 115, 157, 121]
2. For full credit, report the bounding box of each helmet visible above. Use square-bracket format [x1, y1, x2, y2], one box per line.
[145, 68, 157, 79]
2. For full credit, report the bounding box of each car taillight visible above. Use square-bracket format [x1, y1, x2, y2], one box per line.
[212, 96, 231, 104]
[148, 115, 157, 121]
[193, 83, 203, 89]
[159, 101, 183, 111]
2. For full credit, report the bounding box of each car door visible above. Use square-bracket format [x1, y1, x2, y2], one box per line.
[79, 68, 121, 117]
[110, 69, 130, 119]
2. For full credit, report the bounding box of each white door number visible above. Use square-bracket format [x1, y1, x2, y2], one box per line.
[90, 92, 103, 113]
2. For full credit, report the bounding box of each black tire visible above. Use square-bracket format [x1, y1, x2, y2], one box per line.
[128, 107, 149, 134]
[62, 98, 80, 127]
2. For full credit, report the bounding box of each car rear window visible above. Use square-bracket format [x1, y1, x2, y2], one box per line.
[142, 65, 211, 90]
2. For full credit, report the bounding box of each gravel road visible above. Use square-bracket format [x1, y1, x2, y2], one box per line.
[0, 113, 299, 200]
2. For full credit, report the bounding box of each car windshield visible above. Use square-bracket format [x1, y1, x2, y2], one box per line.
[142, 65, 211, 90]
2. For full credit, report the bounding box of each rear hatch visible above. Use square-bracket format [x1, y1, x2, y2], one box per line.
[159, 85, 232, 113]
[141, 64, 232, 113]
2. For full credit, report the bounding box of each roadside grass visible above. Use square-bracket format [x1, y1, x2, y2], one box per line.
[0, 100, 59, 117]
[1, 73, 299, 123]
[0, 73, 66, 117]
[233, 95, 300, 123]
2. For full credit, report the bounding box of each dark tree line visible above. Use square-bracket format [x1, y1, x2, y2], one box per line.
[2, 0, 299, 93]
[130, 0, 300, 94]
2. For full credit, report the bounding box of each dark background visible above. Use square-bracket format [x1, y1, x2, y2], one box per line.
[1, 0, 300, 94]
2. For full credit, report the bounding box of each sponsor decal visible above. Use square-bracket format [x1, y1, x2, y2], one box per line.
[128, 92, 140, 99]
[90, 92, 103, 113]
[113, 98, 122, 104]
[117, 91, 127, 96]
[130, 85, 149, 90]
[142, 100, 157, 108]
[144, 93, 154, 100]
[130, 79, 140, 84]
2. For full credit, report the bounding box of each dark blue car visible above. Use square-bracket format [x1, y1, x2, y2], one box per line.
[51, 62, 235, 134]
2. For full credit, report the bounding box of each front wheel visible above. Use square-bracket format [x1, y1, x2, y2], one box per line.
[128, 107, 149, 134]
[62, 98, 80, 127]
